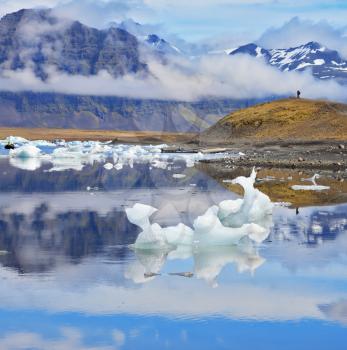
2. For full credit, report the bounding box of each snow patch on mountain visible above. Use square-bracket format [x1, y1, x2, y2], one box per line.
[230, 41, 347, 81]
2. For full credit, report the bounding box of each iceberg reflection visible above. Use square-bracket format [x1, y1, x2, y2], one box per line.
[125, 169, 272, 286]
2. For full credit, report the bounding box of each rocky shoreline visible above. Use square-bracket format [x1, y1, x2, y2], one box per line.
[199, 141, 347, 172]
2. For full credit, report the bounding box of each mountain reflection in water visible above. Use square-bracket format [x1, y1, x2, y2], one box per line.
[0, 158, 346, 350]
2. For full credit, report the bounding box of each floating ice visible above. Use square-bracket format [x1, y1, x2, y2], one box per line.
[218, 168, 273, 228]
[114, 163, 123, 170]
[172, 174, 186, 179]
[9, 144, 41, 159]
[126, 203, 194, 249]
[291, 174, 330, 191]
[126, 168, 273, 251]
[193, 206, 268, 246]
[9, 157, 42, 171]
[5, 136, 29, 144]
[103, 163, 114, 170]
[2, 136, 233, 172]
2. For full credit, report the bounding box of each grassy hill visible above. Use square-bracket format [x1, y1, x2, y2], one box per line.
[201, 98, 347, 144]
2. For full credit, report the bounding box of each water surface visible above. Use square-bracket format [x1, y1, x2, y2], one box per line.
[0, 158, 346, 350]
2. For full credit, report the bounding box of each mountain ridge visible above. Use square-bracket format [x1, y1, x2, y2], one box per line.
[230, 41, 347, 81]
[0, 8, 147, 79]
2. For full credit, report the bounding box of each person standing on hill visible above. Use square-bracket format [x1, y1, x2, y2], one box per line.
[297, 90, 301, 99]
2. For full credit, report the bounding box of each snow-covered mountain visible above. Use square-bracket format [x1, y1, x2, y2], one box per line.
[117, 19, 181, 55]
[230, 42, 347, 81]
[144, 34, 181, 55]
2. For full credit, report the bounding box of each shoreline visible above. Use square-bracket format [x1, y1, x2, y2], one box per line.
[0, 127, 197, 144]
[199, 141, 346, 171]
[0, 127, 346, 171]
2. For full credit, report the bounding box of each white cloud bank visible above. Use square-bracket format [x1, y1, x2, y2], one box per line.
[1, 54, 346, 102]
[258, 17, 347, 58]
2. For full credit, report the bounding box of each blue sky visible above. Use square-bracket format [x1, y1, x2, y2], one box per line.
[1, 0, 347, 43]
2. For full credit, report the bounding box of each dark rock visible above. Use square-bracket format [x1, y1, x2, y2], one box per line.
[0, 9, 146, 78]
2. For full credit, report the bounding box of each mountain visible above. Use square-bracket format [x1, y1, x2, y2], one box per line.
[202, 98, 347, 144]
[0, 9, 256, 131]
[0, 8, 146, 79]
[144, 34, 181, 55]
[230, 42, 347, 81]
[0, 91, 260, 132]
[118, 19, 181, 55]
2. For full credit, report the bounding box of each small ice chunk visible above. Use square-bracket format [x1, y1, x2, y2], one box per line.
[172, 174, 186, 179]
[6, 136, 29, 144]
[291, 184, 330, 191]
[291, 174, 330, 191]
[103, 162, 114, 170]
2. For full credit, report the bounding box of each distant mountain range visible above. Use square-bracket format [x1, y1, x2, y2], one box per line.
[118, 19, 181, 56]
[0, 9, 251, 131]
[0, 8, 346, 131]
[229, 42, 347, 81]
[0, 8, 146, 79]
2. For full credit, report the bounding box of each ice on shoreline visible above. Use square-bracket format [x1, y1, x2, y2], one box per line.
[1, 136, 228, 172]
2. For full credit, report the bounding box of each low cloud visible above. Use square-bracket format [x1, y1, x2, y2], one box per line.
[258, 17, 347, 58]
[1, 54, 347, 102]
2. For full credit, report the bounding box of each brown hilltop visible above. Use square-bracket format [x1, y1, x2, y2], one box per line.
[200, 98, 347, 144]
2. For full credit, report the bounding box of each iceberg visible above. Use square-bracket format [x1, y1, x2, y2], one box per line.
[218, 168, 273, 228]
[291, 174, 330, 191]
[9, 157, 42, 171]
[193, 206, 268, 247]
[9, 144, 41, 159]
[103, 162, 114, 170]
[2, 136, 230, 172]
[5, 136, 29, 144]
[126, 203, 194, 249]
[126, 168, 273, 250]
[172, 174, 186, 179]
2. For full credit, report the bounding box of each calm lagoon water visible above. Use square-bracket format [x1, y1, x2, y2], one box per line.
[0, 157, 346, 350]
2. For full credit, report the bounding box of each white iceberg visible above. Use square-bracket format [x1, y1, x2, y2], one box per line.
[9, 157, 42, 171]
[9, 144, 41, 159]
[291, 174, 330, 191]
[126, 203, 194, 249]
[218, 168, 273, 228]
[103, 163, 114, 170]
[193, 206, 267, 247]
[126, 168, 273, 250]
[172, 174, 186, 179]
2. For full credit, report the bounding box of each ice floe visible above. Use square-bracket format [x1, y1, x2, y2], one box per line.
[125, 169, 272, 285]
[126, 169, 273, 249]
[291, 174, 330, 191]
[9, 144, 41, 159]
[9, 157, 42, 171]
[103, 162, 114, 170]
[1, 136, 226, 172]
